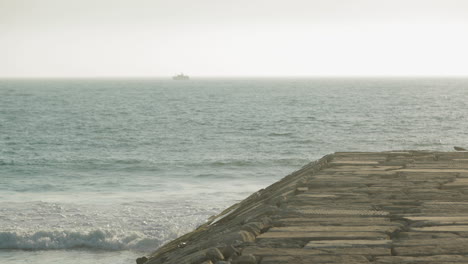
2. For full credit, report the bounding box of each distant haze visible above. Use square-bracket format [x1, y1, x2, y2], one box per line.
[1, 0, 468, 77]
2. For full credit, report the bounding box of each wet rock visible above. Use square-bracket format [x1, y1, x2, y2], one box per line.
[267, 195, 287, 207]
[260, 217, 272, 230]
[206, 247, 224, 262]
[177, 251, 208, 264]
[136, 256, 148, 264]
[178, 242, 187, 248]
[232, 254, 257, 264]
[242, 206, 278, 224]
[222, 231, 255, 245]
[221, 244, 240, 259]
[240, 222, 263, 236]
[454, 146, 467, 151]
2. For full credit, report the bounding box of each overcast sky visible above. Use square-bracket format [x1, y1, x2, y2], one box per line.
[1, 0, 468, 77]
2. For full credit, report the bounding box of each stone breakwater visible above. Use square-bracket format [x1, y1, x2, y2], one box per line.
[138, 151, 468, 264]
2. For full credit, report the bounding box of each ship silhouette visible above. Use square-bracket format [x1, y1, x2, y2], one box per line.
[172, 73, 189, 80]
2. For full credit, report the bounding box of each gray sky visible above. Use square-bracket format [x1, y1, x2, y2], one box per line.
[1, 0, 468, 77]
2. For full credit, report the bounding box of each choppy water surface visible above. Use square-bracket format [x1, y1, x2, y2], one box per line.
[1, 78, 468, 263]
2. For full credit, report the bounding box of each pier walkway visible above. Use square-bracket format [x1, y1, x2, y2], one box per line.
[142, 151, 468, 264]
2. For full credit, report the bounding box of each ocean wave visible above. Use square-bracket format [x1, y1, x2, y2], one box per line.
[197, 158, 310, 169]
[273, 158, 310, 167]
[114, 159, 143, 165]
[15, 184, 60, 192]
[0, 230, 162, 251]
[209, 160, 257, 167]
[267, 132, 294, 137]
[0, 160, 14, 166]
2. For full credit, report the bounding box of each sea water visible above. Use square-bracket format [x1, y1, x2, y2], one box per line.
[1, 78, 468, 263]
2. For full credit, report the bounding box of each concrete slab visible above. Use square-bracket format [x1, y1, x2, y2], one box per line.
[374, 255, 468, 263]
[260, 255, 370, 264]
[242, 246, 390, 256]
[295, 209, 389, 216]
[304, 239, 392, 248]
[411, 225, 468, 232]
[404, 216, 468, 224]
[270, 226, 398, 233]
[257, 231, 387, 240]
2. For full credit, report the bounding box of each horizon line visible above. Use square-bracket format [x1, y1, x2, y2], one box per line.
[1, 75, 468, 80]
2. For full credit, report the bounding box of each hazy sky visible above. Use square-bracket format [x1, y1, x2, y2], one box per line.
[1, 0, 468, 77]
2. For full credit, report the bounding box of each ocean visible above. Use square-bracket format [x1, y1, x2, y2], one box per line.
[1, 78, 468, 263]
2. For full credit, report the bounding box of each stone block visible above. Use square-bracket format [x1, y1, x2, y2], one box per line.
[232, 254, 257, 264]
[257, 231, 387, 240]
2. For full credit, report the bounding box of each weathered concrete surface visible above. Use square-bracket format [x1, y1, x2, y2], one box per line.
[140, 151, 468, 264]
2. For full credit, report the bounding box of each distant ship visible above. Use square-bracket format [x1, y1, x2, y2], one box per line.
[172, 73, 190, 80]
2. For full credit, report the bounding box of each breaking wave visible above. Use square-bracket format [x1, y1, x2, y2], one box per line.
[0, 230, 163, 251]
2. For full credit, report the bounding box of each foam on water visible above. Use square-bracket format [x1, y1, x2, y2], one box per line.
[0, 196, 239, 250]
[0, 250, 142, 264]
[0, 230, 152, 251]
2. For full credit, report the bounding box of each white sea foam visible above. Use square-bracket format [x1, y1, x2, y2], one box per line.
[0, 198, 231, 253]
[0, 230, 160, 251]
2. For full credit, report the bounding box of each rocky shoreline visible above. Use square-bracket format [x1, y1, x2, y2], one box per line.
[138, 151, 468, 264]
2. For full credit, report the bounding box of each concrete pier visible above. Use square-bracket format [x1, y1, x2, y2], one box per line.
[140, 151, 468, 264]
